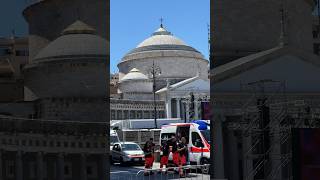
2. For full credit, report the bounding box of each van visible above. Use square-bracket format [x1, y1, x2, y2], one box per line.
[159, 120, 211, 167]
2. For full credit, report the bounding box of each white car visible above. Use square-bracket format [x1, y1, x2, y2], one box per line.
[111, 142, 145, 165]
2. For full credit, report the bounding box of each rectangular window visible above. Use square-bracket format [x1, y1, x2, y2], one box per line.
[64, 162, 72, 178]
[116, 110, 122, 120]
[6, 160, 14, 178]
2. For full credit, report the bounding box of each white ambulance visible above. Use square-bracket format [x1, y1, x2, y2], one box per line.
[110, 130, 120, 151]
[159, 120, 211, 166]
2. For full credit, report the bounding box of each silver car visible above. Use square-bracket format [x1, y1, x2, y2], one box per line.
[111, 142, 145, 165]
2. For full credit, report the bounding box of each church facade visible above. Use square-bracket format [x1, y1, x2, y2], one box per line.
[111, 24, 210, 121]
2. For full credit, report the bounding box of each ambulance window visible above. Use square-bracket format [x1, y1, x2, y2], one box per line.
[161, 133, 175, 141]
[192, 132, 203, 147]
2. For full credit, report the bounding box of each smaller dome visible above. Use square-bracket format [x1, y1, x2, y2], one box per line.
[120, 68, 149, 82]
[33, 20, 108, 61]
[62, 20, 96, 35]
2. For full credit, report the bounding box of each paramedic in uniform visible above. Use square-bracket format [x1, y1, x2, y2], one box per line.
[158, 139, 170, 174]
[143, 138, 155, 176]
[177, 137, 188, 177]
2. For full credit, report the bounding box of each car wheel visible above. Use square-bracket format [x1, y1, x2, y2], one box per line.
[200, 158, 210, 174]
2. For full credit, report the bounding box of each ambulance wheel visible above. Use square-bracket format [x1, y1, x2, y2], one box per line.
[200, 158, 210, 174]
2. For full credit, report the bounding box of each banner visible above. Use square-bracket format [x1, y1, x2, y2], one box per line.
[201, 102, 212, 120]
[293, 128, 320, 180]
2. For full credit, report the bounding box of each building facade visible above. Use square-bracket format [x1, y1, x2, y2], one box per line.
[0, 0, 108, 179]
[211, 1, 320, 179]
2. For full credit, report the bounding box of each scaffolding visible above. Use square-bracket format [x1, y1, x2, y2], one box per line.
[224, 79, 319, 180]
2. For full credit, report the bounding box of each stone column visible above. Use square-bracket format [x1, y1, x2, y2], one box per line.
[37, 152, 44, 180]
[176, 98, 181, 118]
[57, 153, 64, 180]
[227, 130, 240, 180]
[166, 96, 172, 118]
[15, 151, 23, 180]
[80, 154, 87, 180]
[195, 101, 199, 119]
[213, 114, 225, 179]
[100, 154, 107, 180]
[186, 102, 190, 122]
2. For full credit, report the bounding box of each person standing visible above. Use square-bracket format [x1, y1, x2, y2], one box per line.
[158, 139, 170, 173]
[143, 138, 155, 176]
[177, 137, 188, 177]
[170, 135, 179, 167]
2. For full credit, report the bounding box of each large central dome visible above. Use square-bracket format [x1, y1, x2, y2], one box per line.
[118, 24, 209, 91]
[124, 25, 201, 56]
[137, 27, 187, 47]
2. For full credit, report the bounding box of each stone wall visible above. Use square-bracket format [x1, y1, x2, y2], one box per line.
[39, 97, 107, 122]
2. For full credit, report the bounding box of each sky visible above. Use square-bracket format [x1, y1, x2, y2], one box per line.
[110, 0, 210, 74]
[0, 0, 28, 37]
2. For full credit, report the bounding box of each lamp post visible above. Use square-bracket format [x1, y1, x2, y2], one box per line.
[148, 61, 161, 129]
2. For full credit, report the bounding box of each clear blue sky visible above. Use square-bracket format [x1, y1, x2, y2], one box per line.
[0, 1, 28, 37]
[110, 0, 210, 74]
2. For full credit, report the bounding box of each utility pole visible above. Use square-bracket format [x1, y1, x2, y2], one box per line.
[149, 61, 161, 129]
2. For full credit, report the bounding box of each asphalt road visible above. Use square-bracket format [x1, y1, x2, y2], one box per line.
[110, 162, 210, 180]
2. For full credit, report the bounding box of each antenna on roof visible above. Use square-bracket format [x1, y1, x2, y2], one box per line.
[279, 0, 288, 47]
[160, 17, 164, 28]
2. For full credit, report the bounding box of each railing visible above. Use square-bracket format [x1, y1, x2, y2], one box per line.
[0, 115, 107, 135]
[110, 164, 210, 180]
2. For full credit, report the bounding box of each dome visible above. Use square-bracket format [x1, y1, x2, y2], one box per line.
[124, 25, 200, 56]
[120, 68, 149, 82]
[137, 27, 187, 47]
[33, 20, 108, 61]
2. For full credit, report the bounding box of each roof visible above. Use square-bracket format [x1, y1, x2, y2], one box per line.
[122, 25, 202, 58]
[33, 20, 108, 61]
[62, 20, 96, 35]
[120, 68, 149, 82]
[137, 26, 186, 47]
[211, 45, 320, 83]
[156, 76, 201, 93]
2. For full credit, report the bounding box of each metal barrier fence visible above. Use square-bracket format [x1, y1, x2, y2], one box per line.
[111, 164, 210, 180]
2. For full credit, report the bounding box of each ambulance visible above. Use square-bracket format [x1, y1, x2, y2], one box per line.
[159, 120, 211, 166]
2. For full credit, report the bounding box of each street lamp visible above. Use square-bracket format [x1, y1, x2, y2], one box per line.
[148, 61, 161, 129]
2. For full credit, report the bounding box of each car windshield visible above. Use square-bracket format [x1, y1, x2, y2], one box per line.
[110, 136, 119, 145]
[121, 144, 141, 151]
[201, 130, 210, 143]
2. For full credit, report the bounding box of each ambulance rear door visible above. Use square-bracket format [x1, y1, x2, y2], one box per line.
[189, 126, 205, 164]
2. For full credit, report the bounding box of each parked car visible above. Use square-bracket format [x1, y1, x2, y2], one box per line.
[111, 142, 145, 165]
